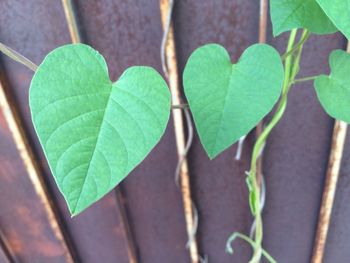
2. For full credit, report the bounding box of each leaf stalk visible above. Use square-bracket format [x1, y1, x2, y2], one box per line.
[0, 42, 37, 72]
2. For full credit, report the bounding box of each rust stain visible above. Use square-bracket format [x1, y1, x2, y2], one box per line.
[16, 206, 43, 237]
[14, 206, 65, 257]
[0, 159, 16, 183]
[33, 240, 65, 257]
[5, 231, 23, 254]
[0, 77, 75, 263]
[6, 227, 64, 258]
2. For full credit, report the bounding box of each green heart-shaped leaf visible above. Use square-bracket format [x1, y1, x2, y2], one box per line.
[29, 44, 170, 215]
[316, 0, 350, 40]
[183, 44, 284, 159]
[315, 50, 350, 123]
[270, 0, 337, 36]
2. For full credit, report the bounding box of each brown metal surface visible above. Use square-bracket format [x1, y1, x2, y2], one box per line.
[1, 1, 350, 263]
[0, 109, 70, 263]
[0, 59, 76, 263]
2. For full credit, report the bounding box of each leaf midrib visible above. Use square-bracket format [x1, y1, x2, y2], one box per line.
[72, 81, 114, 214]
[209, 64, 235, 156]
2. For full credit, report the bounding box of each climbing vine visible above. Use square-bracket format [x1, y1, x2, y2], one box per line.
[225, 1, 350, 262]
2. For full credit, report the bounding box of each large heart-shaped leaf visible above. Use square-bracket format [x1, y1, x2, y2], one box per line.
[29, 44, 170, 215]
[316, 0, 350, 40]
[315, 50, 350, 123]
[270, 0, 337, 36]
[183, 44, 284, 159]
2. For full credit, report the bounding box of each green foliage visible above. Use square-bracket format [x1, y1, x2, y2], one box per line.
[315, 50, 350, 123]
[29, 44, 170, 215]
[183, 43, 284, 159]
[270, 0, 337, 36]
[316, 0, 350, 40]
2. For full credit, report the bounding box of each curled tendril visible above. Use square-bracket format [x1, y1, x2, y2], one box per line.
[226, 232, 277, 263]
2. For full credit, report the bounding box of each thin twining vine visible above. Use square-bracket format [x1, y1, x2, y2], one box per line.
[227, 29, 310, 263]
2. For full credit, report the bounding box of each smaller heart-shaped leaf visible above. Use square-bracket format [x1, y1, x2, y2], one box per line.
[30, 44, 170, 215]
[316, 0, 350, 40]
[183, 44, 284, 159]
[270, 0, 337, 36]
[315, 50, 350, 123]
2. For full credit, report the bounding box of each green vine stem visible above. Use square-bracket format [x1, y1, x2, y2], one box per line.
[281, 30, 310, 61]
[243, 28, 310, 263]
